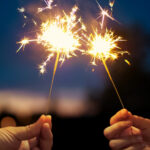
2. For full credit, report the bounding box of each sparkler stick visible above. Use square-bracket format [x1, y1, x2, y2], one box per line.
[49, 51, 60, 98]
[101, 55, 125, 108]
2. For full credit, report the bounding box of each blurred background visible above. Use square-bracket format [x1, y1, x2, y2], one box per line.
[0, 0, 150, 149]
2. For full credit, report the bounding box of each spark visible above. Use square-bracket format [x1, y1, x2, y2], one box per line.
[17, 5, 84, 96]
[96, 0, 118, 29]
[38, 0, 56, 13]
[17, 38, 29, 52]
[18, 7, 37, 27]
[109, 0, 116, 11]
[18, 7, 25, 13]
[125, 59, 131, 66]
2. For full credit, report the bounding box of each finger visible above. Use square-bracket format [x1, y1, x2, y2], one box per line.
[109, 136, 143, 149]
[44, 115, 52, 129]
[18, 140, 30, 150]
[129, 126, 141, 136]
[104, 120, 132, 139]
[21, 115, 45, 139]
[132, 115, 150, 130]
[29, 137, 38, 149]
[123, 143, 145, 150]
[40, 123, 53, 150]
[118, 126, 141, 137]
[110, 109, 132, 125]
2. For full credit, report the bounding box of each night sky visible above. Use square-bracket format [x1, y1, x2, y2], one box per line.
[0, 0, 150, 95]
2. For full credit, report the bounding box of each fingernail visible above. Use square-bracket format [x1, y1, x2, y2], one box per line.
[41, 115, 46, 121]
[47, 115, 52, 121]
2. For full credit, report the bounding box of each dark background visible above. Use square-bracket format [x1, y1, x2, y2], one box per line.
[0, 0, 150, 149]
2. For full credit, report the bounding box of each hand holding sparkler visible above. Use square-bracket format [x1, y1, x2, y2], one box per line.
[104, 109, 150, 150]
[0, 115, 53, 150]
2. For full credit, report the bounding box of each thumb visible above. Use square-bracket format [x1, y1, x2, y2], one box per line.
[7, 115, 45, 141]
[132, 115, 150, 130]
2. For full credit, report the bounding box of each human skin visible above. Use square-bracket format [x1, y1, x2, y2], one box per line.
[104, 109, 150, 150]
[0, 115, 53, 150]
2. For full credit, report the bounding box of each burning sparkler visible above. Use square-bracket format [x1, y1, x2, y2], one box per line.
[17, 5, 85, 97]
[85, 0, 129, 108]
[17, 0, 129, 107]
[86, 29, 127, 108]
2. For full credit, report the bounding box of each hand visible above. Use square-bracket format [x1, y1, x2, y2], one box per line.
[104, 109, 150, 150]
[0, 115, 53, 150]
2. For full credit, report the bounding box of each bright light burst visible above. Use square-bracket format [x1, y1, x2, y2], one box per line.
[87, 30, 127, 65]
[17, 5, 85, 95]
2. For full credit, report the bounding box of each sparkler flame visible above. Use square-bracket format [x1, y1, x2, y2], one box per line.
[87, 30, 127, 65]
[17, 5, 85, 96]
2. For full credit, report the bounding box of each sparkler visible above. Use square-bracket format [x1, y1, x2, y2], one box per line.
[87, 30, 127, 108]
[17, 0, 129, 107]
[86, 1, 129, 108]
[17, 5, 85, 98]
